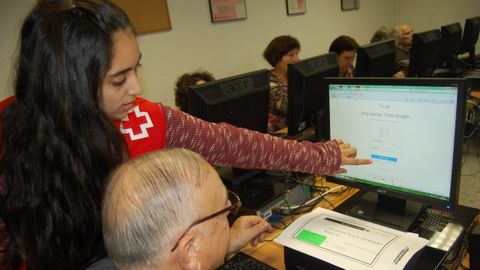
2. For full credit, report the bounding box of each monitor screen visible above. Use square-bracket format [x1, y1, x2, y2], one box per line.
[408, 29, 442, 77]
[188, 69, 269, 133]
[355, 39, 397, 77]
[439, 22, 462, 69]
[287, 52, 339, 140]
[458, 16, 480, 63]
[326, 77, 467, 231]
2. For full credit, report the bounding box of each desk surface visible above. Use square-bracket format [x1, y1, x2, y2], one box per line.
[471, 89, 480, 98]
[239, 179, 478, 270]
[240, 180, 357, 269]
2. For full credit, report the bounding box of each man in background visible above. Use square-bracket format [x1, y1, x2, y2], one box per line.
[395, 24, 414, 61]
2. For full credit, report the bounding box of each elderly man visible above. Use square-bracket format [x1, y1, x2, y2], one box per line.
[102, 148, 272, 270]
[395, 24, 414, 60]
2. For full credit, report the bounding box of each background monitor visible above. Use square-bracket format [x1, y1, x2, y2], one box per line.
[408, 29, 442, 77]
[188, 69, 269, 133]
[355, 39, 397, 77]
[326, 77, 467, 231]
[458, 16, 480, 63]
[439, 22, 463, 71]
[188, 69, 270, 189]
[287, 52, 339, 140]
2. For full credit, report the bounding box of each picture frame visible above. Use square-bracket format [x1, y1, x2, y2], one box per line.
[341, 0, 360, 11]
[208, 0, 247, 23]
[286, 0, 306, 15]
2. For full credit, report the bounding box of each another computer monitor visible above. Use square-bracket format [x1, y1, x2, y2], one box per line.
[439, 22, 463, 70]
[326, 77, 467, 231]
[458, 16, 480, 63]
[355, 39, 397, 77]
[188, 69, 269, 133]
[287, 52, 339, 140]
[408, 29, 442, 77]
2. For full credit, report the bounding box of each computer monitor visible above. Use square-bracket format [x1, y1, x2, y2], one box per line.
[408, 29, 442, 77]
[326, 77, 467, 231]
[287, 52, 339, 140]
[188, 69, 270, 189]
[355, 39, 397, 77]
[458, 16, 480, 64]
[188, 69, 269, 133]
[439, 22, 463, 71]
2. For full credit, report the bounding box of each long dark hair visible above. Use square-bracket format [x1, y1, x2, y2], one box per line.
[0, 0, 132, 269]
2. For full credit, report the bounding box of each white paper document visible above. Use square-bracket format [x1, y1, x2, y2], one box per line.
[275, 208, 428, 270]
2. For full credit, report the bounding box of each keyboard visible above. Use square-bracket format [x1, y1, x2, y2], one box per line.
[419, 208, 454, 232]
[217, 252, 276, 270]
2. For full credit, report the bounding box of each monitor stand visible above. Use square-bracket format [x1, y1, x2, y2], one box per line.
[216, 167, 264, 190]
[342, 191, 424, 232]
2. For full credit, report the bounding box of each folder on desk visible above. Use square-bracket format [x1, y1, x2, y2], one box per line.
[275, 208, 428, 270]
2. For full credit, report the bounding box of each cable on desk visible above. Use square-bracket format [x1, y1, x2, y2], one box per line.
[461, 131, 480, 177]
[276, 185, 346, 212]
[465, 96, 480, 141]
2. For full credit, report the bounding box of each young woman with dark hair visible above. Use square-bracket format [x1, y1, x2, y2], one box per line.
[0, 1, 370, 269]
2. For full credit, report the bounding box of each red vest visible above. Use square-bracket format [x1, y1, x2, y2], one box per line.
[112, 97, 167, 158]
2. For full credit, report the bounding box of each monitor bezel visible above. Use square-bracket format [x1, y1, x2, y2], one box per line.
[355, 38, 397, 77]
[188, 69, 270, 133]
[458, 16, 480, 56]
[440, 22, 463, 68]
[408, 29, 443, 77]
[325, 77, 468, 210]
[287, 52, 339, 137]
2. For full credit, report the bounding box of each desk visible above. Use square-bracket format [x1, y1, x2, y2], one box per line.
[239, 179, 478, 270]
[240, 180, 357, 269]
[471, 89, 480, 99]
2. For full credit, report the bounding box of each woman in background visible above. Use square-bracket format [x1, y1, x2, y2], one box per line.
[328, 35, 359, 78]
[174, 70, 215, 112]
[263, 35, 301, 133]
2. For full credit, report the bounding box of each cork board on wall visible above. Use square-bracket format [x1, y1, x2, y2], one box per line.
[112, 0, 171, 34]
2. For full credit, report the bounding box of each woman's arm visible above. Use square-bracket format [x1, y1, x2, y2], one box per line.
[163, 106, 342, 175]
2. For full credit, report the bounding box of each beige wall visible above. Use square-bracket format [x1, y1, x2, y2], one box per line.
[395, 0, 480, 33]
[0, 0, 35, 99]
[1, 0, 479, 107]
[137, 0, 396, 106]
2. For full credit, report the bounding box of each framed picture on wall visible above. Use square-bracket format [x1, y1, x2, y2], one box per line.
[209, 0, 247, 23]
[286, 0, 306, 15]
[341, 0, 359, 11]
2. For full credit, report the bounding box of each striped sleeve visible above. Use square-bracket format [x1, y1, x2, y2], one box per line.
[163, 106, 341, 175]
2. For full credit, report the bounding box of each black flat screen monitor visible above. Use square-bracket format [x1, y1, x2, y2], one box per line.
[355, 39, 396, 77]
[326, 77, 467, 231]
[408, 29, 442, 77]
[287, 52, 339, 140]
[439, 22, 463, 70]
[458, 16, 480, 63]
[188, 69, 269, 133]
[188, 69, 270, 189]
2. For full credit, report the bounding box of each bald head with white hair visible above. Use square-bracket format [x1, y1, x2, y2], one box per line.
[396, 24, 414, 50]
[103, 148, 272, 270]
[102, 148, 232, 270]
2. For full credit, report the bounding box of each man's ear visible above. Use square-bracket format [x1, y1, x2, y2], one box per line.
[176, 232, 200, 270]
